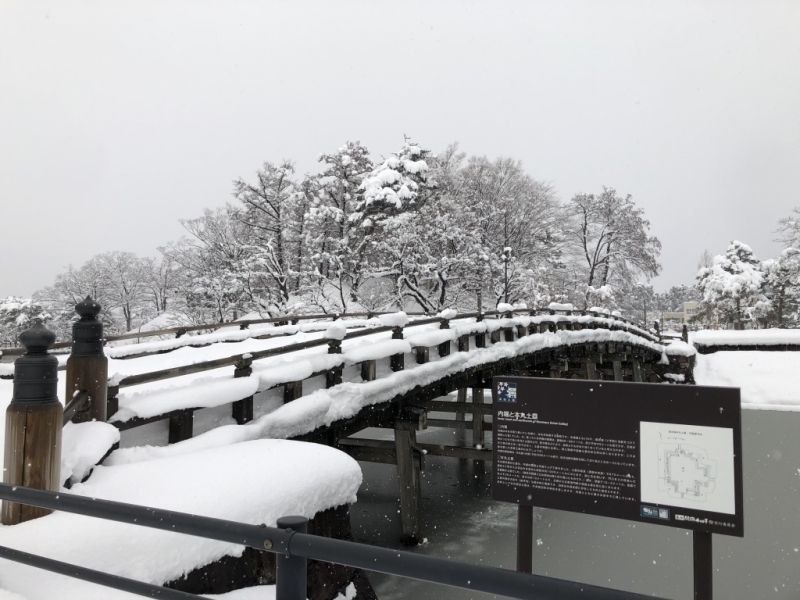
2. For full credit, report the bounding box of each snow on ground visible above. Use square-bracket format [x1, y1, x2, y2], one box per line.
[695, 351, 800, 411]
[692, 328, 800, 347]
[663, 340, 696, 357]
[0, 439, 361, 600]
[207, 582, 357, 600]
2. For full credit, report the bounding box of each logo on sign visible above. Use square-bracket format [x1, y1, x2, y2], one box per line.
[497, 381, 517, 403]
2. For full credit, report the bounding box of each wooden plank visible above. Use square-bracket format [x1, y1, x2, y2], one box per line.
[284, 380, 303, 403]
[361, 360, 377, 381]
[422, 400, 491, 414]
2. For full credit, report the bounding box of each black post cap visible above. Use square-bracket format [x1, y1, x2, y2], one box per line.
[75, 296, 102, 320]
[18, 321, 56, 355]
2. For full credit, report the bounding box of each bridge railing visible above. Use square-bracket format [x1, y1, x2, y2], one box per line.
[0, 483, 663, 600]
[105, 309, 661, 440]
[0, 304, 656, 361]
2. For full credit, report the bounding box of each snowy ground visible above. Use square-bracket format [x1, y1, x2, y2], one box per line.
[692, 328, 800, 347]
[694, 351, 800, 411]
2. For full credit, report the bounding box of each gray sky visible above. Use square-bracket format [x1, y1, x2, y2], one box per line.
[1, 0, 799, 297]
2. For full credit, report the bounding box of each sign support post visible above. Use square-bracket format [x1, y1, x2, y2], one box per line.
[693, 531, 713, 600]
[516, 504, 533, 573]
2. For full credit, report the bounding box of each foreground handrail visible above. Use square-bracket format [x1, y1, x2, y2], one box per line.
[0, 484, 664, 600]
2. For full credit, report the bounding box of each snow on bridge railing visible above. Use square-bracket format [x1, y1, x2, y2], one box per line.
[103, 310, 665, 440]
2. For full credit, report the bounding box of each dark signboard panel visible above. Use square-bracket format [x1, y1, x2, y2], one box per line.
[492, 377, 743, 537]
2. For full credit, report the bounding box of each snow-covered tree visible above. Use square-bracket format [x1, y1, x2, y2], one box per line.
[565, 188, 661, 308]
[303, 141, 374, 311]
[234, 161, 305, 311]
[696, 241, 766, 329]
[0, 297, 51, 346]
[762, 248, 800, 326]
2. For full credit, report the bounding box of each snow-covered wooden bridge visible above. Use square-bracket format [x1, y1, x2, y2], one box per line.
[1, 301, 693, 543]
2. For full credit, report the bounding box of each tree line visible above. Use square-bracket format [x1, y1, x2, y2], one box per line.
[3, 138, 667, 342]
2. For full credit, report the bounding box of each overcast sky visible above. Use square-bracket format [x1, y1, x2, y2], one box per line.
[1, 0, 798, 297]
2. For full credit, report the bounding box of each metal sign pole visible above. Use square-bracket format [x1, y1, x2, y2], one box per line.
[516, 504, 533, 573]
[693, 531, 713, 600]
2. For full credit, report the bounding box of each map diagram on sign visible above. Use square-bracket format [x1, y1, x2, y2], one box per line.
[640, 422, 736, 515]
[657, 442, 716, 502]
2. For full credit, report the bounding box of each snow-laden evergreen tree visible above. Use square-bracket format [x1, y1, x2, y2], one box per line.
[696, 241, 766, 329]
[0, 297, 51, 346]
[761, 247, 800, 326]
[303, 141, 373, 311]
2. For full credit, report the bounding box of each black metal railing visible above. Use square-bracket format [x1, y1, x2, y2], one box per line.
[0, 483, 663, 600]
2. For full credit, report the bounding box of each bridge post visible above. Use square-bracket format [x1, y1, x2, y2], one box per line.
[276, 516, 308, 600]
[471, 386, 485, 447]
[232, 354, 254, 424]
[437, 318, 451, 357]
[394, 418, 422, 544]
[326, 338, 343, 387]
[2, 322, 63, 525]
[631, 357, 644, 382]
[65, 296, 107, 423]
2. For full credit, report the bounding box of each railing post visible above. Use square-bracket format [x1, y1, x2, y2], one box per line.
[390, 326, 405, 372]
[276, 516, 308, 600]
[325, 323, 345, 388]
[232, 354, 254, 424]
[66, 296, 107, 423]
[682, 324, 689, 343]
[2, 322, 62, 525]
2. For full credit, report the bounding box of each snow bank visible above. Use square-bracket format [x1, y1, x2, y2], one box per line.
[0, 439, 361, 600]
[695, 351, 800, 411]
[61, 421, 120, 484]
[692, 328, 800, 347]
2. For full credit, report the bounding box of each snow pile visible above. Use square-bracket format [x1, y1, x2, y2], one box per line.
[436, 308, 458, 321]
[547, 302, 574, 311]
[325, 323, 347, 341]
[111, 376, 260, 422]
[695, 351, 800, 411]
[254, 354, 344, 390]
[0, 364, 12, 378]
[208, 582, 357, 599]
[377, 311, 409, 328]
[692, 328, 800, 347]
[61, 421, 121, 484]
[343, 339, 411, 363]
[496, 303, 514, 314]
[0, 439, 362, 600]
[405, 329, 455, 348]
[663, 341, 696, 357]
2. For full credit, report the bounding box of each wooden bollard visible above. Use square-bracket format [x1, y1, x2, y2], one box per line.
[65, 296, 107, 423]
[2, 322, 63, 525]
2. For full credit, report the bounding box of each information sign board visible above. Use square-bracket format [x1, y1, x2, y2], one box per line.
[492, 377, 743, 536]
